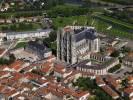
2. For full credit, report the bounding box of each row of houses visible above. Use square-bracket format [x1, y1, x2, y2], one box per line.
[0, 57, 90, 100]
[0, 29, 52, 41]
[123, 52, 133, 68]
[0, 16, 42, 24]
[96, 75, 133, 100]
[0, 50, 132, 100]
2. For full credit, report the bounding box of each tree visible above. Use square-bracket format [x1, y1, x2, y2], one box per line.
[108, 64, 121, 73]
[9, 54, 16, 63]
[1, 26, 9, 31]
[121, 47, 131, 53]
[57, 77, 61, 82]
[3, 37, 7, 41]
[74, 77, 112, 100]
[74, 77, 97, 91]
[0, 54, 16, 65]
[110, 50, 120, 57]
[49, 31, 57, 42]
[95, 89, 112, 100]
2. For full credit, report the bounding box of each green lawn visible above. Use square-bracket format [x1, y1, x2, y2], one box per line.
[52, 15, 133, 39]
[0, 11, 43, 19]
[52, 16, 91, 29]
[73, 77, 112, 100]
[0, 23, 42, 32]
[93, 14, 133, 30]
[14, 42, 27, 49]
[108, 64, 121, 73]
[99, 0, 133, 5]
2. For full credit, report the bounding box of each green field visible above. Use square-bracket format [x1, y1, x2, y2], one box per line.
[108, 64, 121, 73]
[0, 11, 43, 19]
[52, 15, 133, 39]
[52, 16, 90, 29]
[0, 23, 42, 32]
[93, 14, 133, 30]
[14, 42, 27, 49]
[99, 0, 133, 5]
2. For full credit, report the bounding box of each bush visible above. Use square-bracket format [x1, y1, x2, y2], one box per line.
[108, 64, 121, 73]
[0, 54, 16, 65]
[110, 50, 120, 57]
[74, 77, 112, 100]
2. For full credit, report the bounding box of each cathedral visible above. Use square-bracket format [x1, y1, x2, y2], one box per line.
[57, 26, 100, 64]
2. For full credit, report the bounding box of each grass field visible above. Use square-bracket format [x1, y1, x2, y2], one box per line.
[108, 64, 121, 73]
[100, 0, 133, 5]
[52, 15, 133, 39]
[0, 23, 42, 32]
[0, 10, 44, 19]
[93, 14, 133, 30]
[14, 42, 27, 49]
[52, 16, 89, 29]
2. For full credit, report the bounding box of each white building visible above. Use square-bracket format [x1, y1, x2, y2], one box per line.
[7, 29, 52, 40]
[0, 29, 52, 41]
[75, 57, 119, 75]
[123, 52, 133, 68]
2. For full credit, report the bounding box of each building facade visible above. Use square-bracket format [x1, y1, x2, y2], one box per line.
[123, 52, 133, 68]
[57, 26, 100, 64]
[75, 58, 119, 75]
[0, 29, 52, 41]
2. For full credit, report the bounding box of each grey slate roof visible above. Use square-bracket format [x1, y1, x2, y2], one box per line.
[74, 58, 118, 70]
[27, 41, 51, 52]
[74, 28, 97, 42]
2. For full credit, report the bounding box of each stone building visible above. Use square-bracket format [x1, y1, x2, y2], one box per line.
[25, 41, 52, 60]
[123, 52, 133, 68]
[57, 26, 100, 64]
[74, 57, 119, 75]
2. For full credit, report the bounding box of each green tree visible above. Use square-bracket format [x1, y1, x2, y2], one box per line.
[74, 77, 112, 100]
[110, 50, 120, 57]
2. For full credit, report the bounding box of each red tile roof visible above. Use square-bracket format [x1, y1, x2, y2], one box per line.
[24, 72, 42, 80]
[9, 60, 24, 71]
[54, 64, 65, 74]
[72, 90, 89, 98]
[40, 62, 53, 73]
[0, 48, 5, 55]
[101, 85, 119, 98]
[124, 87, 133, 95]
[128, 75, 133, 83]
[96, 76, 105, 86]
[0, 71, 10, 77]
[105, 75, 120, 89]
[47, 82, 90, 98]
[0, 65, 9, 71]
[128, 52, 133, 57]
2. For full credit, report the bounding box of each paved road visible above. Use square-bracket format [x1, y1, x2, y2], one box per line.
[113, 66, 133, 79]
[124, 39, 133, 49]
[0, 40, 18, 58]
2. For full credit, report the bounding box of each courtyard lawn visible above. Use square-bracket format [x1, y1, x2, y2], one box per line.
[108, 64, 121, 73]
[14, 42, 27, 49]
